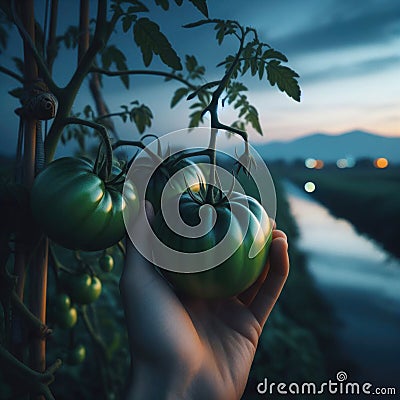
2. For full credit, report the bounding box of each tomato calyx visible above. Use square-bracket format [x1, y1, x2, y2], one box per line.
[185, 173, 235, 207]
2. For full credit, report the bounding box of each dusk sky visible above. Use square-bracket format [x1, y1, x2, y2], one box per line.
[0, 0, 399, 156]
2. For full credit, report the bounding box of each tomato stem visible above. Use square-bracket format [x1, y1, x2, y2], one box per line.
[60, 117, 113, 179]
[205, 128, 218, 203]
[113, 140, 163, 164]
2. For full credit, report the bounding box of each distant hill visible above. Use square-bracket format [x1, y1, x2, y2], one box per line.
[255, 130, 400, 162]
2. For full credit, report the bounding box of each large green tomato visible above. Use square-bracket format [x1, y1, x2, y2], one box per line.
[153, 191, 272, 298]
[132, 155, 204, 213]
[31, 157, 139, 251]
[64, 274, 102, 305]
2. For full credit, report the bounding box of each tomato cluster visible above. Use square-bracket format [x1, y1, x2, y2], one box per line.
[53, 293, 77, 329]
[31, 150, 271, 299]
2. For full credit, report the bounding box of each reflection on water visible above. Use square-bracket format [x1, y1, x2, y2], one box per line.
[284, 181, 400, 388]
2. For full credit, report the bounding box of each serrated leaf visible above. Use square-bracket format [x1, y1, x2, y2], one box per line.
[133, 18, 182, 70]
[245, 106, 262, 135]
[188, 0, 208, 17]
[262, 48, 288, 62]
[189, 110, 203, 128]
[266, 60, 301, 102]
[174, 0, 183, 5]
[155, 0, 169, 10]
[170, 87, 188, 108]
[185, 55, 197, 72]
[130, 104, 153, 133]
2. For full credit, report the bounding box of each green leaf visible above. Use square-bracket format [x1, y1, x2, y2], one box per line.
[258, 60, 264, 80]
[262, 48, 288, 62]
[245, 105, 262, 135]
[133, 18, 182, 70]
[183, 19, 210, 29]
[8, 87, 24, 99]
[129, 103, 153, 133]
[188, 0, 208, 17]
[12, 57, 24, 74]
[122, 15, 136, 32]
[120, 75, 129, 89]
[266, 60, 301, 102]
[83, 105, 94, 119]
[188, 110, 203, 128]
[155, 0, 169, 10]
[101, 45, 130, 89]
[126, 1, 148, 13]
[170, 87, 189, 108]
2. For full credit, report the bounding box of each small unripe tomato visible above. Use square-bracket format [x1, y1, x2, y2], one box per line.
[67, 344, 86, 365]
[67, 274, 102, 305]
[99, 254, 114, 273]
[57, 307, 78, 329]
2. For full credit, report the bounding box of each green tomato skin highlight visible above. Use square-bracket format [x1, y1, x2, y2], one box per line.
[154, 192, 272, 299]
[30, 157, 139, 251]
[69, 274, 102, 305]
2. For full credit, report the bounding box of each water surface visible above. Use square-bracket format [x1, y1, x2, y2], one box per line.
[285, 182, 400, 389]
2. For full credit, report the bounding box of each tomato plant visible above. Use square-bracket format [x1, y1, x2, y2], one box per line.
[154, 190, 273, 298]
[0, 0, 300, 398]
[30, 157, 139, 251]
[52, 293, 78, 329]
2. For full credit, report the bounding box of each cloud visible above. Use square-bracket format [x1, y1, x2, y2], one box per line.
[301, 55, 400, 83]
[273, 1, 400, 54]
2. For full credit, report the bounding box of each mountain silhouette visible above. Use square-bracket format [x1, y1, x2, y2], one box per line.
[256, 130, 400, 162]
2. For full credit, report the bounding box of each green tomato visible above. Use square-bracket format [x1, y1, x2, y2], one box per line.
[54, 293, 72, 312]
[66, 274, 102, 305]
[30, 157, 139, 251]
[99, 254, 114, 273]
[132, 156, 205, 214]
[154, 191, 272, 299]
[67, 344, 86, 365]
[57, 306, 78, 329]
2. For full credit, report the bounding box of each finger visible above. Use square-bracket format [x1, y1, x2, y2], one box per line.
[248, 236, 289, 328]
[238, 230, 287, 306]
[237, 260, 270, 306]
[120, 201, 172, 323]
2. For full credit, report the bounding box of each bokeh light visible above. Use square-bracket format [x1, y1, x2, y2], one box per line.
[305, 158, 317, 168]
[336, 158, 347, 168]
[314, 160, 324, 169]
[374, 157, 389, 169]
[304, 181, 316, 193]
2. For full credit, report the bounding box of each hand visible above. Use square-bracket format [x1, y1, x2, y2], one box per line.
[120, 202, 289, 400]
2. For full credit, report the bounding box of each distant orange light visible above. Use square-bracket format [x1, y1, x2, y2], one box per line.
[315, 160, 324, 169]
[374, 157, 389, 169]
